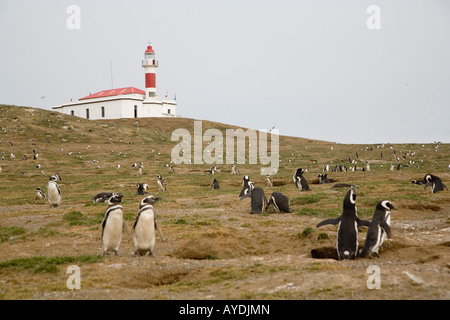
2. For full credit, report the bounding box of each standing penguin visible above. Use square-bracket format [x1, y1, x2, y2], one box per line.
[265, 175, 273, 188]
[101, 193, 129, 256]
[360, 200, 396, 258]
[35, 187, 46, 200]
[239, 175, 254, 197]
[240, 187, 268, 214]
[293, 168, 310, 191]
[316, 187, 371, 260]
[136, 183, 149, 195]
[156, 175, 166, 192]
[211, 178, 220, 190]
[132, 195, 165, 256]
[423, 174, 447, 193]
[46, 176, 61, 207]
[266, 192, 291, 213]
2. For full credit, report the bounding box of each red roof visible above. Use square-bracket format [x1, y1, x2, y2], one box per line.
[145, 45, 154, 53]
[79, 87, 145, 100]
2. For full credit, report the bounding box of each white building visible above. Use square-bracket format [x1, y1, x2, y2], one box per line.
[53, 44, 177, 120]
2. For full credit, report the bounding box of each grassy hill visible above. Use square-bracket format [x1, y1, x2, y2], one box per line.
[0, 104, 449, 300]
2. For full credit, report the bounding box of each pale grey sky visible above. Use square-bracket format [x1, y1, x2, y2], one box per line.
[1, 0, 449, 144]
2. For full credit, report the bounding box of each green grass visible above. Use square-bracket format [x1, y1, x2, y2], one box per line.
[0, 255, 104, 273]
[0, 226, 27, 242]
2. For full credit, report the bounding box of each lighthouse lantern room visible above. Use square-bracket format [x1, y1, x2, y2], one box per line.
[52, 43, 177, 120]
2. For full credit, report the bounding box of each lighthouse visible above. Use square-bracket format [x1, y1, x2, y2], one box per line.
[53, 43, 177, 119]
[142, 44, 158, 99]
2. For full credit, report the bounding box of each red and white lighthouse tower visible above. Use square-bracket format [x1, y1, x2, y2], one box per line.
[142, 44, 158, 99]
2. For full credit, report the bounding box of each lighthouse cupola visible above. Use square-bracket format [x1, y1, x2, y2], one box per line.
[142, 44, 158, 99]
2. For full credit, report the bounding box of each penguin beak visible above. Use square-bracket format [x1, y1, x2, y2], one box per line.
[391, 205, 397, 210]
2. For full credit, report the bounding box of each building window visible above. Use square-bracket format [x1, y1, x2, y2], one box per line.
[101, 106, 105, 118]
[134, 105, 138, 118]
[71, 110, 74, 116]
[167, 109, 171, 114]
[86, 108, 90, 119]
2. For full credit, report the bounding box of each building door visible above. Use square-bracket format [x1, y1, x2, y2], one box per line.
[134, 105, 138, 118]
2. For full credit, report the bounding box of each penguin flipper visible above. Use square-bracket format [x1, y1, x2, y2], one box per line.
[316, 217, 341, 228]
[381, 222, 392, 239]
[357, 218, 371, 228]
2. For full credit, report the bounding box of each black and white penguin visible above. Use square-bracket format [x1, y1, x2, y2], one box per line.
[265, 175, 273, 188]
[266, 192, 291, 213]
[423, 174, 447, 193]
[240, 187, 268, 214]
[316, 187, 371, 260]
[239, 175, 254, 197]
[360, 200, 396, 258]
[156, 175, 166, 192]
[411, 180, 425, 185]
[46, 176, 61, 207]
[231, 164, 239, 175]
[101, 193, 127, 256]
[132, 195, 165, 256]
[318, 173, 330, 184]
[92, 192, 114, 203]
[35, 187, 46, 200]
[208, 165, 217, 175]
[211, 178, 220, 190]
[136, 183, 149, 196]
[293, 168, 310, 191]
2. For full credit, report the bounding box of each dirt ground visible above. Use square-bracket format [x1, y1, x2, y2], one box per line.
[0, 191, 449, 300]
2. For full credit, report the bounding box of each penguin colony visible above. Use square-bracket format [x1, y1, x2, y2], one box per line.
[2, 134, 447, 261]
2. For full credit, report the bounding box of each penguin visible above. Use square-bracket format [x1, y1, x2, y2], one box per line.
[293, 168, 310, 191]
[136, 183, 149, 195]
[266, 192, 291, 213]
[54, 173, 62, 181]
[101, 193, 129, 256]
[239, 175, 254, 197]
[132, 195, 165, 256]
[35, 187, 46, 200]
[240, 187, 268, 214]
[46, 176, 61, 207]
[318, 173, 330, 184]
[423, 174, 447, 193]
[231, 164, 239, 175]
[411, 180, 425, 185]
[156, 175, 166, 191]
[208, 165, 216, 175]
[265, 175, 273, 188]
[92, 192, 114, 203]
[316, 187, 371, 260]
[211, 178, 220, 190]
[360, 200, 396, 258]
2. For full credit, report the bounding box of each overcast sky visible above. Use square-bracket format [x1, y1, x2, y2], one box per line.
[1, 0, 449, 144]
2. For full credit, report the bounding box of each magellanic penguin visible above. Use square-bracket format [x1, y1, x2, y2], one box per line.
[46, 176, 61, 207]
[293, 168, 311, 191]
[231, 164, 239, 175]
[240, 187, 268, 214]
[100, 193, 130, 256]
[132, 195, 165, 256]
[136, 183, 149, 196]
[211, 178, 220, 190]
[35, 187, 46, 200]
[91, 192, 114, 203]
[360, 200, 396, 258]
[316, 187, 371, 260]
[318, 173, 330, 184]
[156, 175, 166, 192]
[423, 174, 447, 193]
[265, 175, 273, 188]
[239, 175, 254, 197]
[266, 192, 291, 213]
